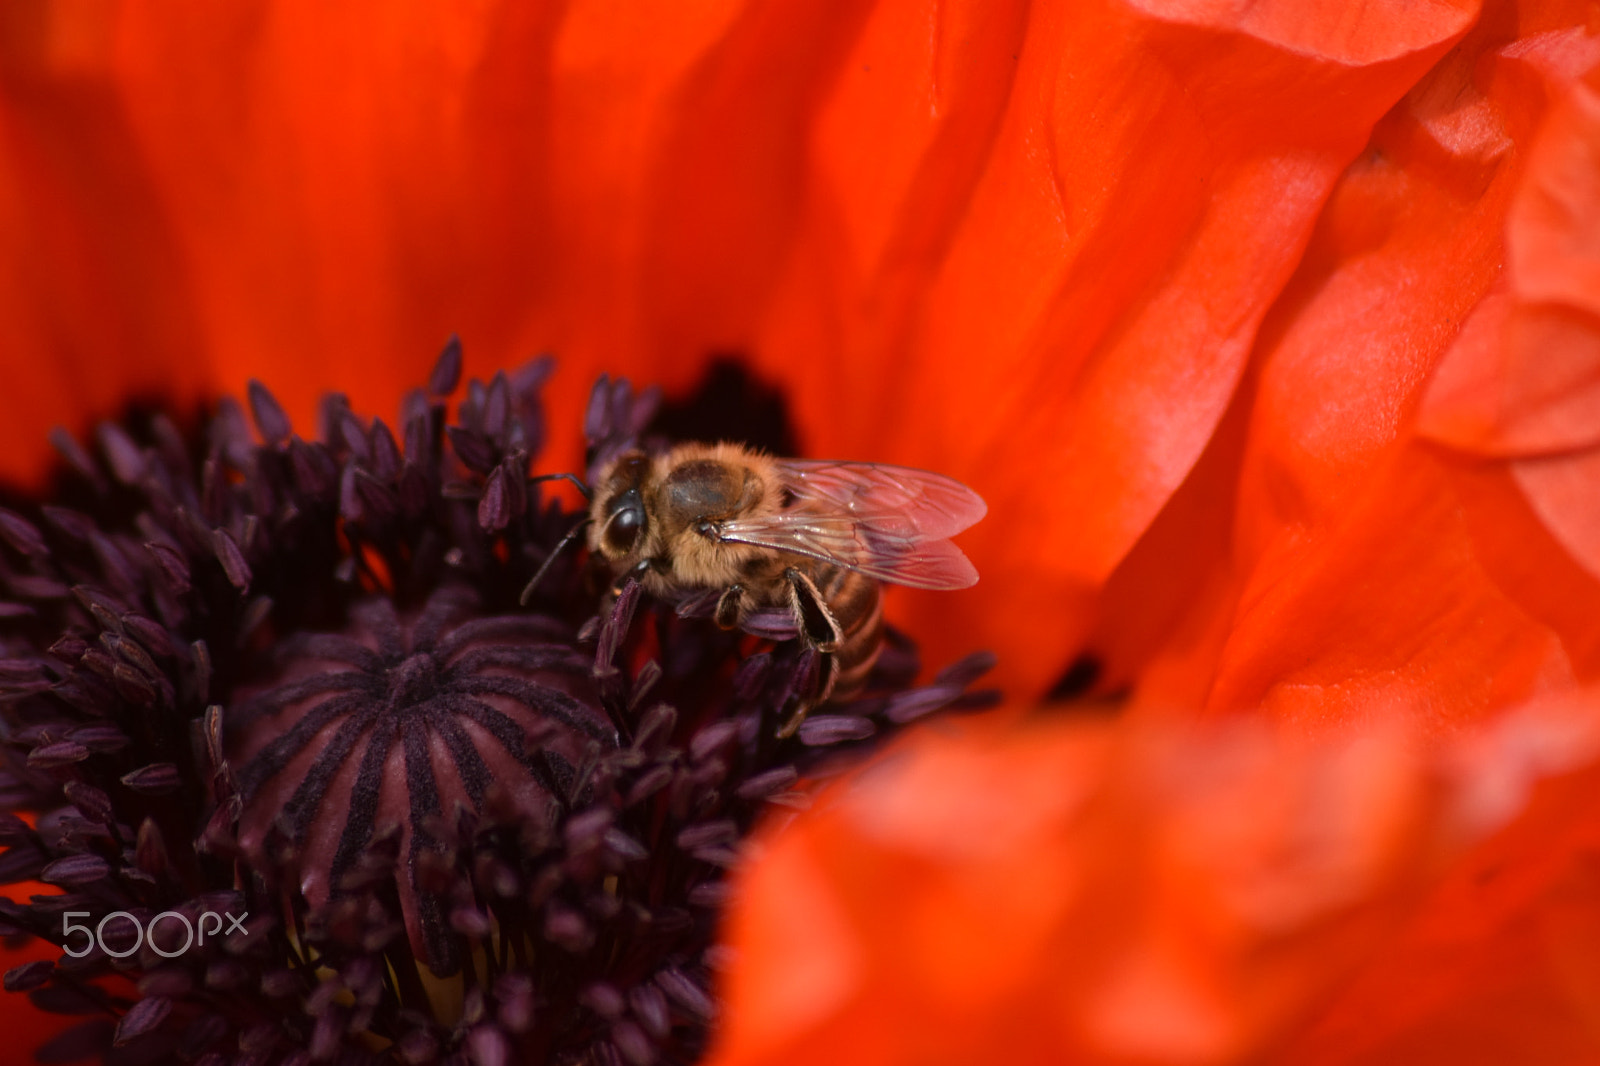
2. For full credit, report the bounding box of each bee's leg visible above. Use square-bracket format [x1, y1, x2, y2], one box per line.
[815, 653, 840, 705]
[777, 568, 844, 738]
[776, 649, 839, 739]
[783, 568, 842, 652]
[601, 557, 665, 605]
[608, 558, 657, 599]
[714, 584, 748, 630]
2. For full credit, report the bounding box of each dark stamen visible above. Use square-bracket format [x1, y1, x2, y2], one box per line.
[0, 350, 995, 1066]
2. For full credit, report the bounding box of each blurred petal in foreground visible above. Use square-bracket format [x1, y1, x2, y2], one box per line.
[713, 690, 1600, 1065]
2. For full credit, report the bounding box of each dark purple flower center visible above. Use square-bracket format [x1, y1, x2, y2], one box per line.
[0, 345, 996, 1066]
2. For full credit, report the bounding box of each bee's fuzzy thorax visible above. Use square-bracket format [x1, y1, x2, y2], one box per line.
[649, 442, 786, 594]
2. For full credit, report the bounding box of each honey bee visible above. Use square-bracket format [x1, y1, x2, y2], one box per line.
[584, 443, 986, 735]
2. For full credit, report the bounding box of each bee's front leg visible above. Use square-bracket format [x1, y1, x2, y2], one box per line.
[608, 558, 658, 599]
[777, 568, 843, 738]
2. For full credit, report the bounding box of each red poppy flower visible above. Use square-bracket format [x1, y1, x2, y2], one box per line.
[0, 0, 1486, 701]
[0, 0, 1598, 1063]
[709, 2, 1600, 1062]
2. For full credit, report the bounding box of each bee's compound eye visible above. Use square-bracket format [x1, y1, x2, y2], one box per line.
[603, 506, 644, 554]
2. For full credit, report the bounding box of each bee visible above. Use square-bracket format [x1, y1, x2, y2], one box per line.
[582, 443, 986, 735]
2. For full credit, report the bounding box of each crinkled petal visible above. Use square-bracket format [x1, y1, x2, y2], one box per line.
[759, 0, 1473, 692]
[1420, 55, 1600, 457]
[1416, 39, 1600, 583]
[1115, 10, 1600, 728]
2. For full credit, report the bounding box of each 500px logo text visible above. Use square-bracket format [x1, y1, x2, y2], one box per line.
[63, 910, 248, 958]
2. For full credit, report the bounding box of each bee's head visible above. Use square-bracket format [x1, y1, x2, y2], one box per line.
[590, 452, 652, 561]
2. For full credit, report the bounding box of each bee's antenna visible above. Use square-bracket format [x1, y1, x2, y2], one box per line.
[520, 517, 593, 605]
[529, 472, 592, 500]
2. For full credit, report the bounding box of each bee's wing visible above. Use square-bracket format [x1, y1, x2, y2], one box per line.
[775, 459, 987, 538]
[716, 460, 986, 590]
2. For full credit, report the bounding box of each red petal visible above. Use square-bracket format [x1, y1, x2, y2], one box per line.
[1284, 696, 1600, 1062]
[0, 0, 1478, 700]
[1414, 38, 1600, 582]
[1123, 12, 1600, 729]
[713, 693, 1600, 1065]
[763, 0, 1472, 692]
[1420, 56, 1600, 457]
[0, 2, 212, 490]
[1513, 447, 1600, 578]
